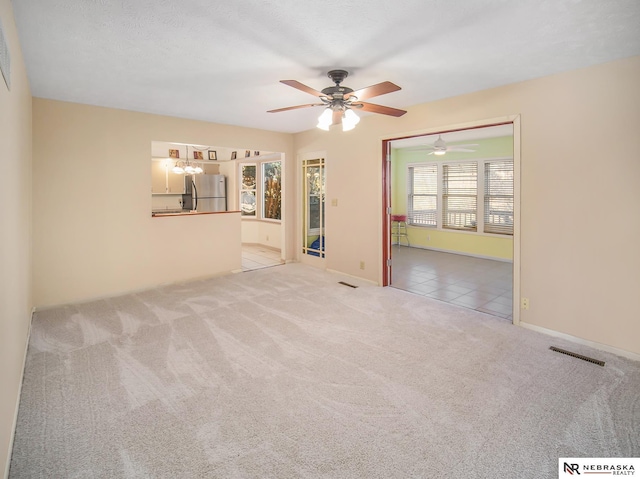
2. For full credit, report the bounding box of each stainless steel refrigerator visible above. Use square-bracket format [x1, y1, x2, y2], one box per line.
[183, 174, 227, 212]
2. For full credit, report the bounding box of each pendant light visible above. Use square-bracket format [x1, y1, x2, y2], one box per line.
[172, 145, 204, 175]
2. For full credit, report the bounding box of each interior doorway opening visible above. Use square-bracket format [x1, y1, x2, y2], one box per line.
[383, 121, 519, 322]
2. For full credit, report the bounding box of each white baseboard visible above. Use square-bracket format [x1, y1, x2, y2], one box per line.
[326, 268, 379, 287]
[4, 309, 33, 479]
[519, 321, 640, 362]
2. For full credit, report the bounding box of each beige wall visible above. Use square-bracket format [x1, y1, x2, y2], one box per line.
[294, 56, 640, 357]
[32, 99, 294, 307]
[0, 0, 32, 475]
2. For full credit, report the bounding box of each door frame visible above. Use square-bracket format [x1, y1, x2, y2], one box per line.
[298, 150, 328, 268]
[381, 115, 522, 325]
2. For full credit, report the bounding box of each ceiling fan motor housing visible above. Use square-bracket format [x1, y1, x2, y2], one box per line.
[327, 69, 349, 85]
[321, 70, 356, 100]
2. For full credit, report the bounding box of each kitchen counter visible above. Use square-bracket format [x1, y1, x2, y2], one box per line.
[152, 210, 240, 217]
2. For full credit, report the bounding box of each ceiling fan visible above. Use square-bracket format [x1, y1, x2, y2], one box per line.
[267, 70, 406, 131]
[408, 135, 479, 155]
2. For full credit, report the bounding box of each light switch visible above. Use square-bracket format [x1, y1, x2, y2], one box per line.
[331, 198, 338, 207]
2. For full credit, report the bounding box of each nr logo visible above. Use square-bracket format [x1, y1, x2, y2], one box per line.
[564, 462, 581, 475]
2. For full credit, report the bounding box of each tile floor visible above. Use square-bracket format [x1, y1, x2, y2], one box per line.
[242, 244, 284, 272]
[391, 246, 513, 321]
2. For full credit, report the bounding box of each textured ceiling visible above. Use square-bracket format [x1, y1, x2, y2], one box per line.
[11, 0, 640, 134]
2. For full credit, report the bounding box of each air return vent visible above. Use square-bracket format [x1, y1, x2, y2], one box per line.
[549, 346, 605, 367]
[0, 19, 10, 90]
[338, 281, 358, 288]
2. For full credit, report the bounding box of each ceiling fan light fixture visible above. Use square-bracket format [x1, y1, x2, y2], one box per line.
[317, 108, 333, 130]
[433, 150, 446, 156]
[342, 108, 360, 131]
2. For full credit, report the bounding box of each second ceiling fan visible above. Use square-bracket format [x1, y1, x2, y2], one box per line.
[408, 135, 479, 155]
[268, 70, 406, 131]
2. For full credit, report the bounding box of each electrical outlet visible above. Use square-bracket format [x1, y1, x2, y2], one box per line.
[521, 298, 530, 310]
[360, 261, 365, 270]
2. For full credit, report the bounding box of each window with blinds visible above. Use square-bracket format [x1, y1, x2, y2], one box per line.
[484, 160, 514, 234]
[442, 163, 478, 231]
[408, 164, 437, 226]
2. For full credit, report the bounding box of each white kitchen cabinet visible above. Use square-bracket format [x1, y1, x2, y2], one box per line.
[203, 163, 220, 175]
[151, 158, 169, 193]
[151, 157, 186, 194]
[167, 170, 185, 194]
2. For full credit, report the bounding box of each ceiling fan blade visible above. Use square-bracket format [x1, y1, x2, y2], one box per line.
[332, 110, 343, 125]
[357, 102, 407, 117]
[403, 146, 435, 152]
[449, 148, 476, 152]
[450, 143, 479, 148]
[267, 103, 325, 113]
[280, 80, 325, 98]
[345, 81, 401, 101]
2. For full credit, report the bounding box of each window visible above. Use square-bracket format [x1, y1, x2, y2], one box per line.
[240, 164, 257, 216]
[408, 164, 437, 226]
[239, 160, 282, 220]
[262, 161, 282, 220]
[484, 160, 513, 235]
[405, 158, 513, 236]
[443, 162, 478, 231]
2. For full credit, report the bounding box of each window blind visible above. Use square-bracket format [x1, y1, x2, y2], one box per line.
[443, 162, 477, 231]
[408, 164, 437, 226]
[484, 160, 514, 234]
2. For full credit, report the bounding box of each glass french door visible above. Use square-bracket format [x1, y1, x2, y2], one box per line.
[302, 158, 325, 258]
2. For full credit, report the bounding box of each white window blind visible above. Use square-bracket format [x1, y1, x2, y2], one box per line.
[443, 163, 477, 231]
[408, 164, 437, 226]
[484, 160, 514, 234]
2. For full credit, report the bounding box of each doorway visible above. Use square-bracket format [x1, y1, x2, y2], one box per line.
[235, 153, 286, 272]
[383, 120, 520, 323]
[300, 155, 326, 263]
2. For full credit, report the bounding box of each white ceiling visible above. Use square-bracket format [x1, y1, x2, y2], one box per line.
[11, 0, 640, 134]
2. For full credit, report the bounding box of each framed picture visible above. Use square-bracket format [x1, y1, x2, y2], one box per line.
[245, 150, 251, 158]
[254, 151, 260, 157]
[231, 151, 237, 160]
[194, 151, 203, 160]
[169, 149, 180, 159]
[208, 150, 217, 161]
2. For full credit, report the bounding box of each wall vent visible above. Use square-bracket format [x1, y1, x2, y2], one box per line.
[338, 281, 358, 288]
[549, 346, 605, 367]
[0, 19, 10, 90]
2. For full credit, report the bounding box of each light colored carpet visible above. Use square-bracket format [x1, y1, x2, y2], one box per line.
[10, 264, 640, 478]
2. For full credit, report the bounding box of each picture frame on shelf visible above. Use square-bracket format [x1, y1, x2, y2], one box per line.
[169, 149, 180, 159]
[231, 151, 237, 160]
[208, 150, 217, 161]
[194, 151, 204, 160]
[254, 151, 260, 157]
[245, 150, 251, 158]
